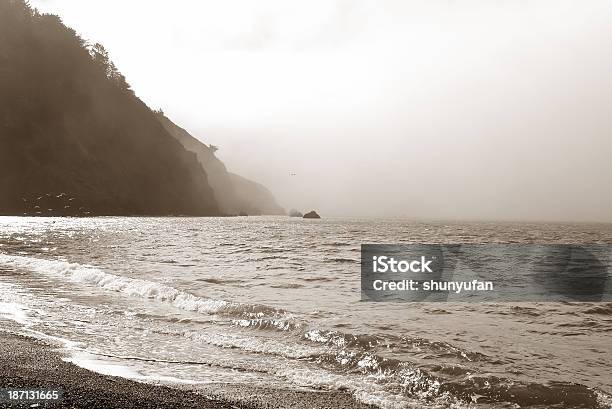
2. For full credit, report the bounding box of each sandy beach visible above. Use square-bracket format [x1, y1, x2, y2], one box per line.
[0, 332, 374, 409]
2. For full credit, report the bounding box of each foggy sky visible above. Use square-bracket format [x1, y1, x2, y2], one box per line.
[30, 0, 612, 221]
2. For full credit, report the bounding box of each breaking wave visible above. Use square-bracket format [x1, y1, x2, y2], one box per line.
[0, 254, 284, 319]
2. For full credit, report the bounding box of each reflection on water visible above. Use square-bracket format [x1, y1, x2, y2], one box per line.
[0, 216, 611, 408]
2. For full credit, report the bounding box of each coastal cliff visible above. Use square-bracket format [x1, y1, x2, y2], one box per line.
[0, 1, 219, 216]
[158, 114, 284, 216]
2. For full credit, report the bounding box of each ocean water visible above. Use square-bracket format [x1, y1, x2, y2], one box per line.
[0, 216, 611, 409]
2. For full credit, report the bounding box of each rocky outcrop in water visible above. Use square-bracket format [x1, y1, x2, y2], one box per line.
[303, 210, 321, 219]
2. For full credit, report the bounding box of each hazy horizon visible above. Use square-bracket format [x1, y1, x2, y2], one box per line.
[30, 0, 612, 222]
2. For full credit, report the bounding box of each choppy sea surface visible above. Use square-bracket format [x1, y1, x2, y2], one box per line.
[0, 216, 611, 409]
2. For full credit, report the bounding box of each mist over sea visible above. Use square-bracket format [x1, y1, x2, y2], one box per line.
[0, 217, 611, 408]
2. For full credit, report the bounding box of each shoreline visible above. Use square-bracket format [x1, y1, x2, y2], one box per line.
[0, 331, 375, 409]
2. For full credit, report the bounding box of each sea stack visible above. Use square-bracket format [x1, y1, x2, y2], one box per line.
[303, 210, 321, 219]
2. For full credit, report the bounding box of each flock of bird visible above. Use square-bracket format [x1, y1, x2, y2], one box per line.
[21, 193, 90, 216]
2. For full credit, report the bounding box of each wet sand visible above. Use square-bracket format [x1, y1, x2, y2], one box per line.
[0, 332, 374, 408]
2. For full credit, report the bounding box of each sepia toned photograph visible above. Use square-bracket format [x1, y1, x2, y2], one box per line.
[0, 1, 611, 408]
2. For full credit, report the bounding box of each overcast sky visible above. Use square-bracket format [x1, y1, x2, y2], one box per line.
[31, 0, 612, 221]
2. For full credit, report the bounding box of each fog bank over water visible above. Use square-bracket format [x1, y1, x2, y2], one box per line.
[31, 0, 612, 221]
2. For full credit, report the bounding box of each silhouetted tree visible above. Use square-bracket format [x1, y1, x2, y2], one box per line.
[89, 43, 132, 92]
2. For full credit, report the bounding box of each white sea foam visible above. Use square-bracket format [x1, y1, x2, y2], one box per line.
[0, 301, 30, 325]
[0, 282, 31, 326]
[65, 351, 145, 379]
[185, 329, 434, 409]
[185, 330, 322, 359]
[276, 366, 435, 409]
[0, 254, 236, 316]
[596, 390, 612, 409]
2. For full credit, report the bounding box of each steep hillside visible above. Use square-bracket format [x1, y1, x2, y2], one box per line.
[158, 114, 284, 215]
[0, 0, 219, 216]
[228, 173, 285, 215]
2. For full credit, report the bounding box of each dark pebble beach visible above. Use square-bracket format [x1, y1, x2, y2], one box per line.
[0, 332, 374, 409]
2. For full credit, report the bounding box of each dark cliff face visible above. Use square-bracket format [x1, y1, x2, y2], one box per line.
[158, 114, 285, 216]
[0, 1, 219, 216]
